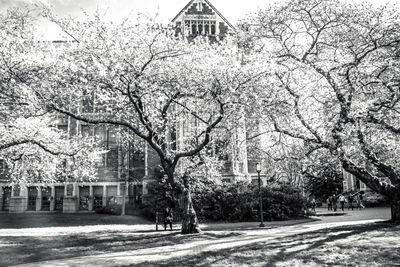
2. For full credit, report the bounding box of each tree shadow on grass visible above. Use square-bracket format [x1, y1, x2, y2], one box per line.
[0, 230, 241, 266]
[130, 223, 400, 267]
[202, 218, 319, 232]
[0, 213, 152, 229]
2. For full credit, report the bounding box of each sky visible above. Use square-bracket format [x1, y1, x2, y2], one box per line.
[1, 0, 269, 23]
[0, 0, 397, 39]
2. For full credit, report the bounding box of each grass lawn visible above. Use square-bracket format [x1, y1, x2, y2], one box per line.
[145, 223, 400, 267]
[0, 212, 151, 228]
[0, 212, 398, 266]
[0, 223, 237, 266]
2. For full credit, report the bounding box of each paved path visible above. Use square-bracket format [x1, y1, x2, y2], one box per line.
[311, 207, 391, 224]
[12, 208, 391, 267]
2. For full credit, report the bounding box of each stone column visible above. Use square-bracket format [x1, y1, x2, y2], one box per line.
[89, 185, 93, 211]
[103, 185, 107, 207]
[0, 186, 3, 210]
[50, 186, 55, 211]
[36, 186, 42, 211]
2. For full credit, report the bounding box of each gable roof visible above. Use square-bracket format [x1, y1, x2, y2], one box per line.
[172, 0, 235, 30]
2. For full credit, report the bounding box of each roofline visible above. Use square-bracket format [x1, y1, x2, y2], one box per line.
[171, 0, 236, 31]
[171, 0, 195, 22]
[204, 0, 235, 30]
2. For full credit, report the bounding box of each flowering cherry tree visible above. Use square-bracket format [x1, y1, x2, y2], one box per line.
[35, 12, 266, 233]
[0, 9, 99, 184]
[248, 0, 400, 221]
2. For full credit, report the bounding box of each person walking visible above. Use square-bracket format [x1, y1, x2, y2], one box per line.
[164, 207, 173, 231]
[355, 194, 364, 210]
[348, 195, 354, 210]
[327, 196, 332, 211]
[332, 194, 338, 212]
[311, 197, 316, 212]
[339, 194, 346, 211]
[358, 193, 365, 209]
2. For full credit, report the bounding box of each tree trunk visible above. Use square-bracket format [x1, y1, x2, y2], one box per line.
[180, 187, 201, 234]
[391, 197, 400, 223]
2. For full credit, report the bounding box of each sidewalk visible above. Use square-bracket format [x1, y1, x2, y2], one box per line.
[313, 207, 347, 216]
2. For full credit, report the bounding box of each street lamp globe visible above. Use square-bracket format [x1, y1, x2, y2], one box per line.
[256, 162, 261, 173]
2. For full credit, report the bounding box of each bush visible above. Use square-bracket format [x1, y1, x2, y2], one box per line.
[95, 203, 122, 215]
[192, 182, 307, 222]
[140, 175, 307, 222]
[363, 191, 389, 207]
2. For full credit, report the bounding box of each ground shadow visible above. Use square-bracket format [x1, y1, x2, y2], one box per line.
[0, 229, 241, 266]
[129, 222, 399, 267]
[0, 213, 151, 228]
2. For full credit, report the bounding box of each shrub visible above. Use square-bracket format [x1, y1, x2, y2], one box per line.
[95, 203, 122, 215]
[192, 182, 307, 222]
[140, 175, 307, 222]
[363, 191, 389, 207]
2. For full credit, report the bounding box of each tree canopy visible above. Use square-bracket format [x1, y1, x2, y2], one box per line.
[245, 0, 400, 220]
[0, 9, 99, 183]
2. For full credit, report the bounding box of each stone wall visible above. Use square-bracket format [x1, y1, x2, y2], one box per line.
[63, 196, 78, 213]
[9, 197, 27, 213]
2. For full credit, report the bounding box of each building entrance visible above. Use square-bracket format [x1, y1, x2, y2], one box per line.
[27, 187, 38, 211]
[41, 187, 51, 211]
[79, 186, 90, 210]
[55, 186, 64, 211]
[1, 187, 11, 211]
[93, 186, 103, 210]
[106, 186, 117, 206]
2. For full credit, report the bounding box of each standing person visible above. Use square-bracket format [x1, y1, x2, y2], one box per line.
[339, 194, 346, 211]
[327, 196, 332, 211]
[164, 207, 173, 231]
[311, 197, 316, 212]
[332, 194, 337, 212]
[348, 194, 354, 210]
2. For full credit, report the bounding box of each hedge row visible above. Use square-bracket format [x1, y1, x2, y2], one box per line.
[141, 181, 307, 222]
[192, 182, 307, 221]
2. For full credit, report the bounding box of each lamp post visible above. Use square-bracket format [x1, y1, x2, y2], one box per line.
[256, 163, 265, 227]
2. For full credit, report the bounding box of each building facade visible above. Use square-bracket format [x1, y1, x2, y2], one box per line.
[0, 114, 145, 213]
[342, 170, 368, 194]
[172, 0, 235, 42]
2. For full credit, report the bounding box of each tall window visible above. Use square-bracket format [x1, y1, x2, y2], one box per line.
[198, 23, 203, 35]
[197, 1, 203, 12]
[0, 159, 5, 175]
[192, 23, 196, 35]
[205, 22, 210, 35]
[81, 124, 92, 137]
[185, 20, 191, 36]
[211, 23, 216, 35]
[82, 92, 94, 113]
